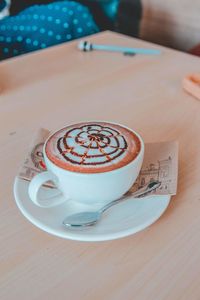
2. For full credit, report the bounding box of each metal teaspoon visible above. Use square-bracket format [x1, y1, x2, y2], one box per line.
[62, 180, 161, 228]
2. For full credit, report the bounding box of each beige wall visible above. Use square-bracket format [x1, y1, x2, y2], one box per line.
[140, 0, 200, 51]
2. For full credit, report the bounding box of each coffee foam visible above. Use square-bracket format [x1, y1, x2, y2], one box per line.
[45, 122, 141, 173]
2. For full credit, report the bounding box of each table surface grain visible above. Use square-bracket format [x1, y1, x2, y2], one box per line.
[0, 31, 200, 300]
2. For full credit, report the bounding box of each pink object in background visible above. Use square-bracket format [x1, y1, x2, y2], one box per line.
[183, 74, 200, 101]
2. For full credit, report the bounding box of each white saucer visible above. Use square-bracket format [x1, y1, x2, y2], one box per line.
[14, 177, 171, 242]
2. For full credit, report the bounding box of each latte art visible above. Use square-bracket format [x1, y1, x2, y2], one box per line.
[57, 124, 128, 165]
[46, 122, 141, 173]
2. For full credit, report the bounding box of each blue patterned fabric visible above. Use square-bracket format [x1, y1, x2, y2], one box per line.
[0, 1, 99, 60]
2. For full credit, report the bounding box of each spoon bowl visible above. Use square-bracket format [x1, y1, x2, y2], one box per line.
[63, 211, 101, 227]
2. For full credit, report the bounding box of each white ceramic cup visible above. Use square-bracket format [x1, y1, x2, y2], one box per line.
[28, 124, 144, 208]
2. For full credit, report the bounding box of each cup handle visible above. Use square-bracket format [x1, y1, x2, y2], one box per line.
[28, 171, 66, 208]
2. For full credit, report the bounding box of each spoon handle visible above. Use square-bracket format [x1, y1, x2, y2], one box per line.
[100, 181, 161, 213]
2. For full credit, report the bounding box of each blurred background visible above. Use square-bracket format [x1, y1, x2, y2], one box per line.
[0, 0, 200, 60]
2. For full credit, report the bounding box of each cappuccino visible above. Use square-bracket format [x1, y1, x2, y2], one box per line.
[45, 122, 141, 173]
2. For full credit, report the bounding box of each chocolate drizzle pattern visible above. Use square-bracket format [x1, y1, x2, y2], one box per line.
[56, 124, 128, 166]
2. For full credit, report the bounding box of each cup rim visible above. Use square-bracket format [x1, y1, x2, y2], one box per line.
[43, 121, 144, 176]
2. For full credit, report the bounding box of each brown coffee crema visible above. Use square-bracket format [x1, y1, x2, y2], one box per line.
[45, 122, 141, 173]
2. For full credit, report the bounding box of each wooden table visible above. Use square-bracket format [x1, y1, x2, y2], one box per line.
[0, 31, 200, 300]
